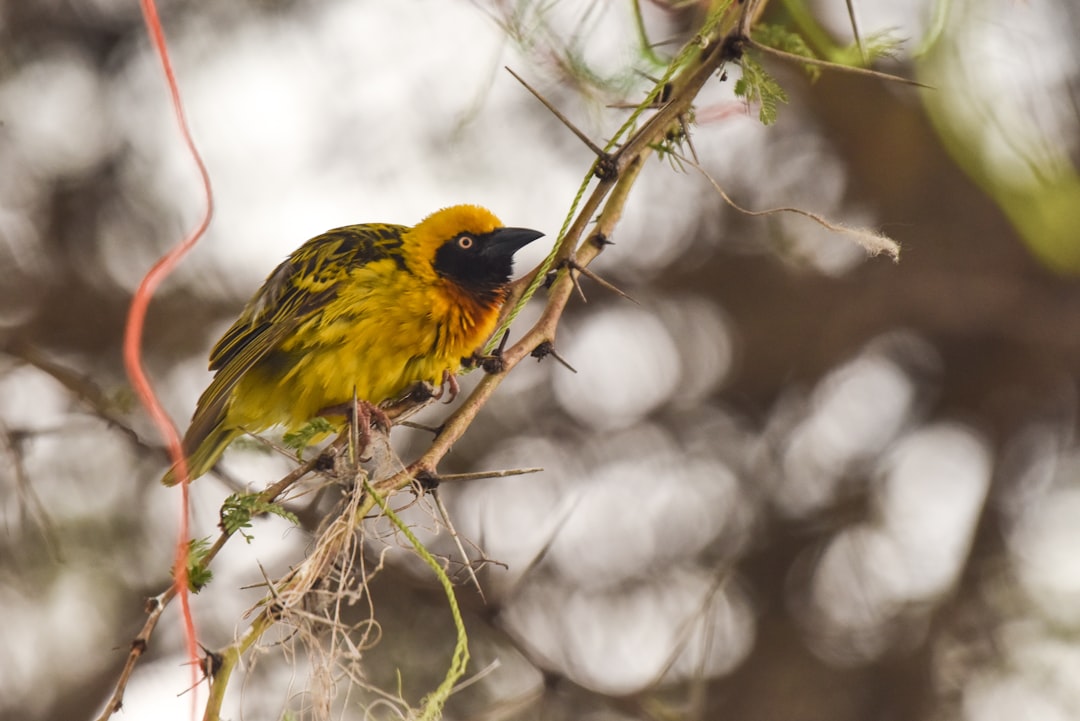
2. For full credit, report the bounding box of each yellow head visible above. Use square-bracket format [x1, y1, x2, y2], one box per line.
[412, 204, 505, 244]
[402, 204, 544, 298]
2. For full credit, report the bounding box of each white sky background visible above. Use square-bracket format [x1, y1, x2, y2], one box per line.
[110, 1, 572, 290]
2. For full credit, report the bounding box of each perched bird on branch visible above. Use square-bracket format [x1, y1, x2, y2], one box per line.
[163, 204, 543, 484]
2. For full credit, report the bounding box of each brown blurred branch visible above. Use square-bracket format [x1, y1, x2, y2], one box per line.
[0, 417, 61, 555]
[5, 342, 154, 451]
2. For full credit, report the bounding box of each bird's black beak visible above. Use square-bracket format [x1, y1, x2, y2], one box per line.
[483, 227, 545, 258]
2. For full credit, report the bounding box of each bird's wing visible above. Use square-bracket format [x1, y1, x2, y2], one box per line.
[209, 224, 407, 370]
[182, 224, 407, 450]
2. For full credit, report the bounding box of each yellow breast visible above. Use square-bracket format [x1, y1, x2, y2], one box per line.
[227, 258, 501, 431]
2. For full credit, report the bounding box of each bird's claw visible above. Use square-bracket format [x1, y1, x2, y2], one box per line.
[431, 370, 460, 404]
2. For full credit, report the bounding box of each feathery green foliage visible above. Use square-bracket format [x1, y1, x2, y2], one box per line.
[282, 417, 335, 455]
[185, 537, 214, 593]
[754, 24, 821, 80]
[735, 54, 789, 125]
[220, 492, 300, 543]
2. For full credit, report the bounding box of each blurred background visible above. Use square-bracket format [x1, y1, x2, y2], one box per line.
[2, 0, 1080, 719]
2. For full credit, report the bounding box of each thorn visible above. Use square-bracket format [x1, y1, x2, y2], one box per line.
[607, 100, 662, 110]
[844, 0, 867, 64]
[649, 34, 685, 50]
[495, 328, 511, 355]
[437, 467, 545, 482]
[591, 233, 614, 248]
[680, 115, 700, 166]
[398, 420, 442, 435]
[748, 38, 932, 89]
[531, 340, 578, 373]
[634, 69, 664, 85]
[429, 487, 488, 604]
[567, 259, 638, 304]
[198, 644, 224, 680]
[562, 260, 588, 303]
[505, 66, 612, 163]
[414, 469, 440, 494]
[607, 75, 671, 111]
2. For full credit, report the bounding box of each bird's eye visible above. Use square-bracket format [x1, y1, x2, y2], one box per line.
[457, 235, 474, 249]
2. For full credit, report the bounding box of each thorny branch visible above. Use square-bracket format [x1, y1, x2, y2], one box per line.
[370, 0, 758, 499]
[199, 5, 751, 714]
[91, 2, 748, 717]
[88, 0, 917, 716]
[92, 450, 327, 721]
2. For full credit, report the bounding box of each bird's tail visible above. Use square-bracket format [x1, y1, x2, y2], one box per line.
[160, 424, 242, 486]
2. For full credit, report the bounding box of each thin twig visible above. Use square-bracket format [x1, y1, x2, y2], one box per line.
[532, 341, 578, 374]
[7, 343, 154, 451]
[504, 66, 608, 159]
[749, 38, 931, 88]
[844, 0, 867, 64]
[0, 419, 61, 557]
[94, 594, 171, 721]
[674, 149, 901, 260]
[567, 259, 638, 304]
[431, 488, 487, 603]
[9, 344, 250, 489]
[94, 451, 325, 721]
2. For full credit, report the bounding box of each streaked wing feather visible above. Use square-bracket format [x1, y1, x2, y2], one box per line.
[185, 224, 406, 452]
[182, 319, 296, 454]
[209, 224, 406, 370]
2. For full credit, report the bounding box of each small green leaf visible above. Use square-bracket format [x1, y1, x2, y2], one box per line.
[220, 492, 300, 543]
[110, 386, 138, 414]
[734, 54, 788, 126]
[859, 30, 905, 64]
[823, 30, 905, 68]
[184, 537, 214, 593]
[282, 417, 335, 455]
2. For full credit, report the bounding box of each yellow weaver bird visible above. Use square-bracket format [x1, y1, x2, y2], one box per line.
[163, 204, 543, 485]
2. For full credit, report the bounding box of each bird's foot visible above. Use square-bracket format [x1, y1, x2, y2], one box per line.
[318, 399, 390, 452]
[431, 369, 460, 404]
